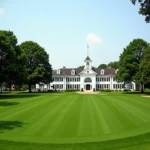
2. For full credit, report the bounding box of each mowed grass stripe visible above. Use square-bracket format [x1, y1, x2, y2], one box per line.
[112, 97, 145, 125]
[77, 95, 98, 136]
[45, 95, 83, 137]
[93, 95, 124, 134]
[94, 95, 126, 133]
[121, 96, 150, 115]
[0, 95, 45, 119]
[103, 96, 138, 131]
[6, 96, 66, 135]
[114, 97, 150, 123]
[23, 96, 72, 135]
[0, 95, 58, 121]
[89, 95, 112, 135]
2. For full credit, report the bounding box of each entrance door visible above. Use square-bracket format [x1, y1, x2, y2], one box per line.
[86, 84, 91, 90]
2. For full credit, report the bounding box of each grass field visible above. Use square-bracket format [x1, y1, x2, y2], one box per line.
[0, 91, 150, 149]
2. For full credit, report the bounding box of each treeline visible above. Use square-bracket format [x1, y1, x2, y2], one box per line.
[0, 30, 53, 93]
[117, 39, 150, 93]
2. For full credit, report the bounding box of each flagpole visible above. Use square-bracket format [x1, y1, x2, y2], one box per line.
[87, 44, 89, 56]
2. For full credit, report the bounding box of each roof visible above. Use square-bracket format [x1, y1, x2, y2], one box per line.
[84, 56, 91, 61]
[53, 68, 116, 76]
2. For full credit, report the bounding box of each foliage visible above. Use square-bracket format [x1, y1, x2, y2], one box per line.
[20, 41, 52, 92]
[0, 30, 27, 92]
[93, 88, 96, 91]
[140, 46, 150, 84]
[108, 61, 119, 69]
[101, 89, 111, 92]
[131, 0, 150, 23]
[81, 88, 83, 92]
[117, 39, 148, 92]
[77, 65, 84, 69]
[98, 64, 107, 69]
[65, 89, 77, 92]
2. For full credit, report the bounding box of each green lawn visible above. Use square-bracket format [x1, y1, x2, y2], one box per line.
[0, 91, 150, 149]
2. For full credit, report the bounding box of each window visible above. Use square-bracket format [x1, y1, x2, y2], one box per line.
[71, 70, 75, 75]
[113, 77, 116, 81]
[84, 78, 92, 83]
[101, 69, 104, 75]
[57, 70, 60, 74]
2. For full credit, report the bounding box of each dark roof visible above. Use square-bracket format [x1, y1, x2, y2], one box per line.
[84, 56, 91, 61]
[53, 68, 116, 76]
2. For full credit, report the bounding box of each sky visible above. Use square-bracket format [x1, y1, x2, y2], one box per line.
[0, 0, 149, 69]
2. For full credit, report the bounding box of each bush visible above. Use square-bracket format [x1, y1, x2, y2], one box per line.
[48, 90, 54, 92]
[81, 88, 83, 92]
[123, 89, 131, 92]
[93, 88, 96, 92]
[104, 89, 111, 92]
[38, 89, 41, 92]
[65, 89, 76, 92]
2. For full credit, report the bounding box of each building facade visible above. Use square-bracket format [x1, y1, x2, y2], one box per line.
[36, 56, 135, 91]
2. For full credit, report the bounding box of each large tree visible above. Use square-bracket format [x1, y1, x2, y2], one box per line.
[117, 39, 148, 93]
[98, 64, 107, 69]
[131, 0, 150, 23]
[20, 41, 52, 93]
[140, 46, 150, 85]
[108, 61, 119, 69]
[0, 30, 26, 92]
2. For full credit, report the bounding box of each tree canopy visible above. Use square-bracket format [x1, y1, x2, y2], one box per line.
[117, 39, 148, 92]
[0, 30, 27, 92]
[140, 46, 150, 84]
[108, 61, 119, 69]
[131, 0, 150, 23]
[98, 64, 107, 69]
[77, 65, 84, 69]
[20, 41, 52, 92]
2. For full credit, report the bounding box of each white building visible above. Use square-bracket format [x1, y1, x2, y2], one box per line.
[36, 56, 135, 91]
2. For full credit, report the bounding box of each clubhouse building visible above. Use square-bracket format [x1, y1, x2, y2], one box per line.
[36, 56, 136, 91]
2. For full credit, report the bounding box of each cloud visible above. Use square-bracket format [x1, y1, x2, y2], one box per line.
[86, 33, 102, 45]
[0, 8, 5, 15]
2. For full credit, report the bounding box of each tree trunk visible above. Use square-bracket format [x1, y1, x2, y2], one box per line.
[9, 83, 12, 92]
[0, 84, 2, 93]
[29, 84, 32, 93]
[140, 84, 144, 93]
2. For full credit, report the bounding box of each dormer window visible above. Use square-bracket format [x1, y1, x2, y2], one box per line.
[57, 70, 60, 74]
[115, 69, 119, 74]
[71, 70, 75, 75]
[101, 69, 104, 75]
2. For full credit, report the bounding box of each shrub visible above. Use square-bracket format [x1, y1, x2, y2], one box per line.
[93, 88, 96, 92]
[48, 90, 54, 92]
[123, 89, 131, 92]
[65, 89, 76, 92]
[104, 89, 111, 92]
[81, 88, 83, 92]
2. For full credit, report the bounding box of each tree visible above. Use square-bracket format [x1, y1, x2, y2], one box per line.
[140, 46, 150, 84]
[0, 30, 26, 92]
[77, 65, 84, 69]
[131, 0, 150, 23]
[20, 41, 52, 93]
[117, 39, 148, 93]
[98, 64, 107, 69]
[108, 61, 119, 69]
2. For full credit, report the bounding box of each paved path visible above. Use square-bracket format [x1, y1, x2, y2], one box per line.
[76, 91, 100, 94]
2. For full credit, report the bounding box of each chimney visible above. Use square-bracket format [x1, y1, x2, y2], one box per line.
[63, 66, 66, 69]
